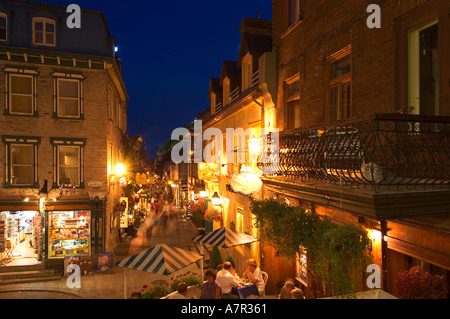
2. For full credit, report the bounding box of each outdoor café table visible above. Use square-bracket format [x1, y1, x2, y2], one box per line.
[232, 284, 260, 299]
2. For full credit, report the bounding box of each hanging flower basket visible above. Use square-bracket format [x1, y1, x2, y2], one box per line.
[204, 207, 222, 222]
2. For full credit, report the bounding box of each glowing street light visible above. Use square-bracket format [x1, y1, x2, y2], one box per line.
[116, 163, 126, 177]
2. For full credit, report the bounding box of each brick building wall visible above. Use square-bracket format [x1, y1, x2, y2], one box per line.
[273, 0, 450, 132]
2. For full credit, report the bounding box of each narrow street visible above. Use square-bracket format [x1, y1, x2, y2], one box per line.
[0, 216, 201, 299]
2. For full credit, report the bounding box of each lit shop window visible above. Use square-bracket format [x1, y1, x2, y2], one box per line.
[48, 211, 91, 259]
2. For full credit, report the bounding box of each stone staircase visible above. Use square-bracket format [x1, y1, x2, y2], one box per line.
[0, 264, 62, 286]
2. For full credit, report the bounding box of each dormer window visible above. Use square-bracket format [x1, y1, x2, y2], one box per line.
[33, 17, 55, 46]
[0, 13, 7, 41]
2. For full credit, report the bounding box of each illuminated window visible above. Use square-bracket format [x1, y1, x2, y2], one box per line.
[10, 74, 34, 115]
[408, 19, 439, 115]
[51, 139, 86, 187]
[328, 48, 352, 122]
[286, 75, 301, 130]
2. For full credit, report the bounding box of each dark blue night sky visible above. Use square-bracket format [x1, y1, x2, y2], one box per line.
[42, 0, 273, 157]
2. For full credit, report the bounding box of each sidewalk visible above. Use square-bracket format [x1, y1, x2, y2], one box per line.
[0, 217, 200, 299]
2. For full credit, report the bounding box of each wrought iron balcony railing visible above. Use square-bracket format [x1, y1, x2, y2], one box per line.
[259, 114, 450, 188]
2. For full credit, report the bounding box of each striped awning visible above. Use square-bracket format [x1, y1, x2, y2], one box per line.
[192, 227, 259, 248]
[115, 244, 204, 276]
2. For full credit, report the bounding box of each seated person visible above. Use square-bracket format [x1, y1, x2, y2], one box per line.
[201, 269, 222, 299]
[278, 280, 295, 299]
[291, 288, 306, 299]
[216, 262, 239, 299]
[170, 282, 189, 299]
[243, 258, 265, 295]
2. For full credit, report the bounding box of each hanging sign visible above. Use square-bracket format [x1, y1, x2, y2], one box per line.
[39, 197, 46, 214]
[230, 173, 262, 195]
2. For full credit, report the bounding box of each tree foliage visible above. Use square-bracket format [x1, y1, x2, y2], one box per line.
[251, 199, 372, 296]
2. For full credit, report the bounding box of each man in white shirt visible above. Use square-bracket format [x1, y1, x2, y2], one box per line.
[216, 262, 239, 299]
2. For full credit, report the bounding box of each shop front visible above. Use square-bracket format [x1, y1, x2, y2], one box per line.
[44, 198, 104, 269]
[0, 208, 43, 266]
[1, 198, 104, 269]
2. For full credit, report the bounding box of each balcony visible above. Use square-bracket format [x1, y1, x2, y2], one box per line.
[260, 114, 450, 190]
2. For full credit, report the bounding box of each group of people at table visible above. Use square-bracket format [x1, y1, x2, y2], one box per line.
[167, 258, 306, 300]
[199, 259, 264, 299]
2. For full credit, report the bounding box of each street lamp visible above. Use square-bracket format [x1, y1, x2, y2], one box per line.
[116, 163, 126, 177]
[211, 192, 221, 206]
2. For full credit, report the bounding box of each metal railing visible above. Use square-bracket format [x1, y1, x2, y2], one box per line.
[230, 86, 241, 103]
[259, 114, 450, 188]
[251, 70, 260, 87]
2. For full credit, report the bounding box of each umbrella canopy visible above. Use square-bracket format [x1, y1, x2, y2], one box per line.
[115, 244, 204, 276]
[192, 227, 259, 248]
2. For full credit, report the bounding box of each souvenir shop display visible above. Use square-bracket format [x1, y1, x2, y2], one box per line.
[48, 211, 91, 258]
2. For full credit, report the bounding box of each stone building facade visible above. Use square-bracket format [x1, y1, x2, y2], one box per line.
[0, 0, 128, 268]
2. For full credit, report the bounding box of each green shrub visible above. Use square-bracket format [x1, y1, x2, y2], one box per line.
[142, 285, 172, 299]
[210, 246, 223, 270]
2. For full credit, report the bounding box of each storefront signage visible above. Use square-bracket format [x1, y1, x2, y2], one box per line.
[119, 197, 129, 229]
[39, 197, 46, 214]
[198, 163, 220, 182]
[296, 247, 308, 287]
[88, 182, 103, 187]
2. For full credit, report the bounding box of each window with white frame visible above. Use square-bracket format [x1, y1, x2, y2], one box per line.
[52, 72, 84, 119]
[289, 0, 301, 26]
[57, 79, 81, 117]
[11, 144, 35, 186]
[58, 146, 80, 186]
[51, 138, 85, 187]
[408, 19, 439, 116]
[33, 17, 56, 46]
[2, 136, 40, 188]
[286, 75, 301, 130]
[10, 74, 34, 115]
[0, 13, 7, 41]
[328, 48, 352, 122]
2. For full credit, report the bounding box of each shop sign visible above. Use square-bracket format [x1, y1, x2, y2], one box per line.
[39, 197, 46, 214]
[119, 197, 129, 229]
[198, 163, 220, 182]
[88, 182, 103, 187]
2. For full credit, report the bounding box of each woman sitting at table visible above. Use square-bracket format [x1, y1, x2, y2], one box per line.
[200, 269, 222, 299]
[243, 259, 265, 295]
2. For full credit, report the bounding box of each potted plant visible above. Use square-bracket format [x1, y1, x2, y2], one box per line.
[204, 207, 222, 232]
